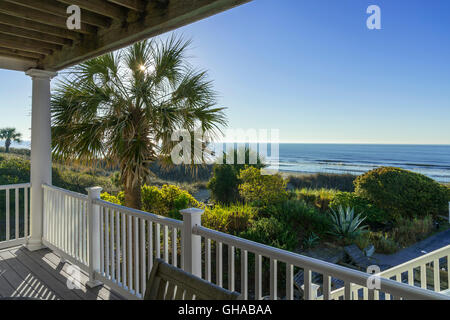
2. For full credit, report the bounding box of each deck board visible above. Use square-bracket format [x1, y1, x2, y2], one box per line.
[0, 246, 124, 300]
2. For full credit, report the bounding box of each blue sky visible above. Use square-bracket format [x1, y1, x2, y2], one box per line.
[1, 0, 449, 144]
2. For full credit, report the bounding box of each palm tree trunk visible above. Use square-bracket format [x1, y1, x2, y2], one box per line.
[5, 139, 10, 153]
[124, 183, 141, 210]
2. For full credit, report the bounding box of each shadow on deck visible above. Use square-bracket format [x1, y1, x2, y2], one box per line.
[0, 246, 123, 300]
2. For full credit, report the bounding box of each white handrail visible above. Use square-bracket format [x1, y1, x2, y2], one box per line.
[92, 199, 183, 229]
[42, 183, 88, 200]
[193, 225, 449, 300]
[0, 183, 31, 190]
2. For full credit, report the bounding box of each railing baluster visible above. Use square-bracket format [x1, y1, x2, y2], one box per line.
[323, 273, 331, 300]
[99, 206, 104, 276]
[15, 188, 19, 239]
[116, 210, 121, 284]
[134, 216, 139, 296]
[55, 191, 59, 247]
[105, 207, 110, 278]
[148, 221, 153, 275]
[241, 249, 248, 300]
[83, 200, 87, 264]
[155, 223, 160, 259]
[420, 264, 427, 289]
[433, 259, 440, 292]
[304, 268, 312, 300]
[6, 188, 10, 240]
[205, 238, 211, 281]
[24, 186, 28, 238]
[344, 281, 351, 300]
[448, 255, 450, 290]
[43, 188, 47, 241]
[140, 218, 146, 295]
[228, 245, 235, 291]
[172, 227, 177, 267]
[70, 196, 73, 256]
[121, 212, 127, 288]
[110, 209, 115, 282]
[163, 225, 169, 263]
[255, 254, 262, 300]
[216, 241, 223, 287]
[127, 215, 132, 291]
[286, 264, 294, 300]
[270, 258, 277, 300]
[408, 268, 414, 286]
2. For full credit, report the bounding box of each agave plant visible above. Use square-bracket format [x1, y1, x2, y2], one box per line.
[330, 206, 367, 239]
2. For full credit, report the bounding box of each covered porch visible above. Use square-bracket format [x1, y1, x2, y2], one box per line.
[0, 0, 449, 301]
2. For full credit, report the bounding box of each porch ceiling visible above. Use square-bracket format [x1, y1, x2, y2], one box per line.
[0, 0, 250, 72]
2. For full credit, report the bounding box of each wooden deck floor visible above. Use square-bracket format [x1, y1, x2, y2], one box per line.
[0, 246, 123, 300]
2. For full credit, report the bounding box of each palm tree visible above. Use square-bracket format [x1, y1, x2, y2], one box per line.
[0, 128, 22, 153]
[51, 36, 226, 209]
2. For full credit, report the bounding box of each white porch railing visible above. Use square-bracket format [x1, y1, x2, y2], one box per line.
[0, 183, 30, 250]
[193, 226, 449, 300]
[328, 245, 450, 300]
[0, 183, 445, 300]
[42, 184, 183, 300]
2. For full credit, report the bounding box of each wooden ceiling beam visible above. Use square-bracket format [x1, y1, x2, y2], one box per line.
[0, 46, 43, 60]
[0, 2, 97, 35]
[107, 0, 146, 11]
[0, 23, 70, 46]
[57, 0, 125, 20]
[0, 52, 37, 63]
[0, 33, 57, 55]
[0, 13, 80, 40]
[5, 0, 112, 29]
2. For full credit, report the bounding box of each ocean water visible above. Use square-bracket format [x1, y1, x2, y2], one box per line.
[270, 144, 450, 183]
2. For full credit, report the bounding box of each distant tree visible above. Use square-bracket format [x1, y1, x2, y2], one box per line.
[0, 128, 22, 153]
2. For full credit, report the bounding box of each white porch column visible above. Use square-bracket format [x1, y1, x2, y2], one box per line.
[25, 69, 57, 251]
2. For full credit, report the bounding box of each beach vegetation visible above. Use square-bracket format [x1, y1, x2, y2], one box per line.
[355, 167, 449, 219]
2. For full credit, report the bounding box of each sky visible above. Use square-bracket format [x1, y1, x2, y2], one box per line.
[0, 0, 449, 145]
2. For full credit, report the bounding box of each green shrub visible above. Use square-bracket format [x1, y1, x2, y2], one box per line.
[0, 156, 30, 185]
[330, 192, 389, 226]
[100, 192, 122, 205]
[268, 200, 331, 238]
[293, 188, 337, 212]
[355, 167, 448, 219]
[238, 167, 288, 206]
[207, 147, 264, 204]
[240, 217, 298, 251]
[141, 184, 199, 219]
[202, 204, 257, 235]
[207, 164, 240, 204]
[287, 173, 356, 192]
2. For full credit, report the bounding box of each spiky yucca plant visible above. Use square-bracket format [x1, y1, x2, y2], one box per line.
[330, 206, 367, 239]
